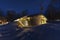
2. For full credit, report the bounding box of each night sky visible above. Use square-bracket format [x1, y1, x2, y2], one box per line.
[0, 0, 60, 16]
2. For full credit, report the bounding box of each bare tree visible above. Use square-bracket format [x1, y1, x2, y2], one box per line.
[0, 9, 4, 17]
[6, 10, 16, 22]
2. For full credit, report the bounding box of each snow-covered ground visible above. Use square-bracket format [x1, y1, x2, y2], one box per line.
[0, 22, 60, 40]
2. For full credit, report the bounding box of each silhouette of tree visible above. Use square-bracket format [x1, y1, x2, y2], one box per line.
[46, 5, 55, 20]
[6, 10, 17, 22]
[45, 1, 60, 21]
[21, 9, 28, 17]
[15, 13, 22, 19]
[0, 9, 4, 17]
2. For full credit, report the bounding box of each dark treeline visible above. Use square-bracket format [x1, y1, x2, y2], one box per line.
[45, 6, 60, 21]
[0, 8, 60, 21]
[0, 9, 28, 22]
[45, 0, 60, 21]
[0, 4, 60, 22]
